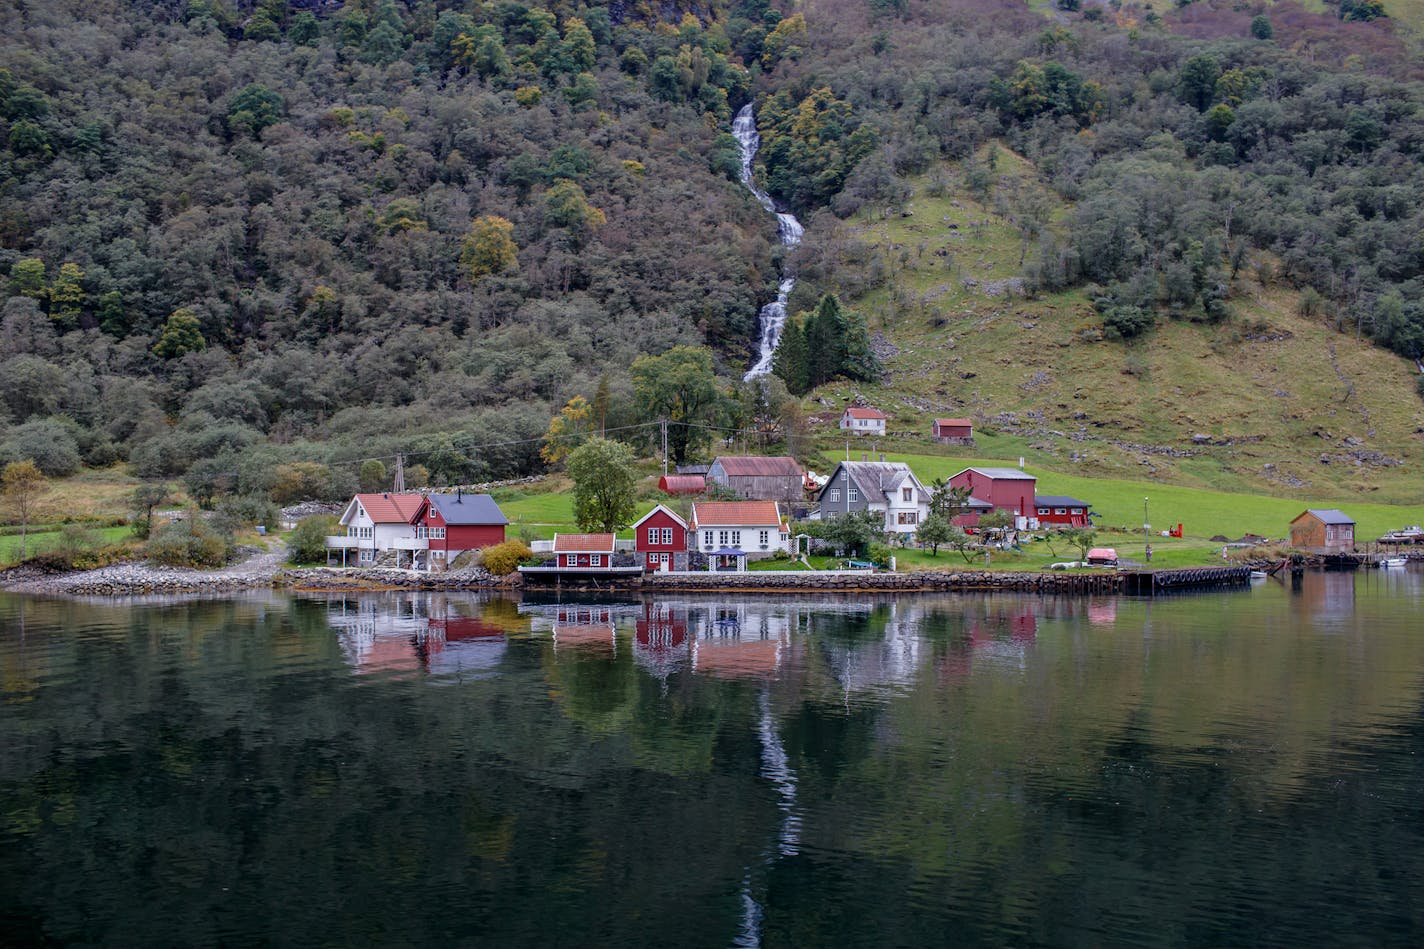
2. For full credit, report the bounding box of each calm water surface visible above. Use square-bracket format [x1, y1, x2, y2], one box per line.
[2, 571, 1422, 947]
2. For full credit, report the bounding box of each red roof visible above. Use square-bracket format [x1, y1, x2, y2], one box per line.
[353, 493, 425, 524]
[553, 533, 616, 553]
[691, 501, 782, 528]
[935, 418, 972, 428]
[844, 407, 886, 419]
[632, 504, 689, 531]
[713, 456, 802, 477]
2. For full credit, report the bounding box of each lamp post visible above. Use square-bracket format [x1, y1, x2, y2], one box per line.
[1143, 497, 1151, 563]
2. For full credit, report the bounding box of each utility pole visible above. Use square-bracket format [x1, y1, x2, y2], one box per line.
[1143, 496, 1151, 563]
[661, 419, 669, 479]
[393, 453, 405, 492]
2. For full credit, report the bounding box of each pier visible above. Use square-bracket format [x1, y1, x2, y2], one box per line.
[1120, 566, 1253, 596]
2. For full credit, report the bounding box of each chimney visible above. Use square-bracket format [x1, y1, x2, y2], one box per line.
[457, 487, 463, 502]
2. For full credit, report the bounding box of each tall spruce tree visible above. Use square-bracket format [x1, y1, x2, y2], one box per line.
[773, 315, 810, 394]
[805, 294, 848, 387]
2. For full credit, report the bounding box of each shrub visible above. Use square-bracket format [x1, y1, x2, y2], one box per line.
[145, 515, 233, 567]
[480, 539, 533, 576]
[31, 524, 129, 571]
[287, 514, 339, 564]
[213, 494, 280, 535]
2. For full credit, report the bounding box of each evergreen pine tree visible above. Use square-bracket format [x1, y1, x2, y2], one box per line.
[843, 310, 882, 381]
[773, 315, 810, 394]
[805, 293, 849, 386]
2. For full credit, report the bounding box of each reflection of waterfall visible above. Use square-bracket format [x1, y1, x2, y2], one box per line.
[733, 103, 804, 381]
[735, 688, 802, 947]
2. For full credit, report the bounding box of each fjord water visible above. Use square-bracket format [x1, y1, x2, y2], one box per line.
[2, 573, 1422, 947]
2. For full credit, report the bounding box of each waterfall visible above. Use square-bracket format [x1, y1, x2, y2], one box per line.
[733, 103, 804, 382]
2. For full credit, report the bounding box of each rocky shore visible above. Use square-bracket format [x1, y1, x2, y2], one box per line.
[646, 569, 1125, 594]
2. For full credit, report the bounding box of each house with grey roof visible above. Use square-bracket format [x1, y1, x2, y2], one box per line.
[707, 455, 805, 502]
[1289, 508, 1355, 552]
[816, 461, 931, 536]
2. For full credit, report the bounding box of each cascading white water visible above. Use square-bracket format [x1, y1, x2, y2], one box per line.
[733, 103, 804, 382]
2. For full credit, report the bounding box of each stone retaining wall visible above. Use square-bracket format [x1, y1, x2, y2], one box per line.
[642, 570, 1124, 595]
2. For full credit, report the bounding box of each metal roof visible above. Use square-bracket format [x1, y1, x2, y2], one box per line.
[1297, 508, 1355, 525]
[1034, 495, 1091, 507]
[822, 461, 927, 507]
[658, 474, 707, 494]
[955, 466, 1036, 481]
[426, 492, 508, 526]
[712, 455, 803, 477]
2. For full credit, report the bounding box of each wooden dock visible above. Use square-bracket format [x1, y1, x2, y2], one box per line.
[1121, 566, 1253, 596]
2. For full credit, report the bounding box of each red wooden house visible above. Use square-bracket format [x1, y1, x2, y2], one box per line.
[553, 533, 617, 569]
[1033, 495, 1092, 528]
[413, 490, 508, 571]
[632, 504, 690, 572]
[947, 466, 1037, 527]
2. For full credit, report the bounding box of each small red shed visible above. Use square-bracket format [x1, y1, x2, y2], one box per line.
[632, 504, 690, 572]
[658, 474, 706, 495]
[932, 418, 974, 445]
[1033, 494, 1092, 528]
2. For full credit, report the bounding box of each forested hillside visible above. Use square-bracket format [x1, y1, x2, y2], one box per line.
[2, 0, 1424, 504]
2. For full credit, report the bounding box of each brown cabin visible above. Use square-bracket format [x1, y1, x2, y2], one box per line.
[1289, 509, 1355, 553]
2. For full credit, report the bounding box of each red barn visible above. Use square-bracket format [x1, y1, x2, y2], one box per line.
[553, 533, 617, 569]
[632, 504, 690, 572]
[947, 467, 1037, 526]
[932, 418, 974, 445]
[1033, 495, 1092, 528]
[413, 491, 508, 571]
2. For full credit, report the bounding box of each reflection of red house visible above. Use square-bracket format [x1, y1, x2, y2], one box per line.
[692, 638, 781, 679]
[553, 606, 616, 652]
[554, 533, 617, 569]
[636, 603, 687, 649]
[947, 467, 1037, 526]
[632, 504, 690, 572]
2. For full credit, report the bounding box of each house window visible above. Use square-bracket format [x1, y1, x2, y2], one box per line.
[647, 527, 657, 545]
[1071, 508, 1083, 515]
[589, 554, 602, 566]
[730, 530, 741, 546]
[359, 549, 373, 563]
[898, 512, 918, 525]
[848, 488, 859, 503]
[719, 530, 730, 546]
[902, 487, 913, 502]
[704, 530, 714, 547]
[660, 528, 672, 545]
[829, 489, 841, 502]
[1055, 508, 1067, 515]
[759, 529, 769, 547]
[434, 527, 445, 539]
[1037, 507, 1050, 516]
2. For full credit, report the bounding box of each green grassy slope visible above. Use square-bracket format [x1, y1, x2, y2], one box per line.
[808, 145, 1424, 505]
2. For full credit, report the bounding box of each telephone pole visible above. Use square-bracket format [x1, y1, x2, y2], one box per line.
[661, 419, 669, 478]
[393, 453, 406, 492]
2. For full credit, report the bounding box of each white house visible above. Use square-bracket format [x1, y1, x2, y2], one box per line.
[689, 501, 790, 570]
[840, 406, 887, 436]
[325, 493, 426, 566]
[817, 461, 931, 536]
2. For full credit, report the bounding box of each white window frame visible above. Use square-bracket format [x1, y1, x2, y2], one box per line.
[828, 488, 840, 502]
[902, 487, 913, 502]
[759, 529, 769, 547]
[703, 530, 713, 547]
[848, 488, 859, 503]
[589, 554, 603, 567]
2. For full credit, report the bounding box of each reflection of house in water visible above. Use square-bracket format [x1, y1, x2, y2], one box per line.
[1086, 598, 1118, 627]
[324, 593, 506, 678]
[937, 604, 1039, 680]
[817, 600, 928, 696]
[634, 602, 689, 679]
[519, 602, 643, 656]
[1293, 570, 1356, 630]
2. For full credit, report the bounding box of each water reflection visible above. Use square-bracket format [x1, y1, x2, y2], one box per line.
[2, 570, 1423, 946]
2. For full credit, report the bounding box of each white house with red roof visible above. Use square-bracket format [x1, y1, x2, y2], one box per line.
[840, 406, 887, 436]
[326, 493, 426, 566]
[689, 501, 789, 569]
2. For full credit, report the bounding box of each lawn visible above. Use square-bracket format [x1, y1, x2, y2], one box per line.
[0, 524, 133, 564]
[886, 452, 1424, 544]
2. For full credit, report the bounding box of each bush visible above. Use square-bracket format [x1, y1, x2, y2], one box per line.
[479, 539, 533, 576]
[30, 524, 130, 571]
[145, 515, 233, 567]
[212, 494, 280, 535]
[287, 514, 339, 564]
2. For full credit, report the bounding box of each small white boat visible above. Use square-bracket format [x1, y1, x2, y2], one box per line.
[1249, 570, 1268, 580]
[1380, 557, 1408, 568]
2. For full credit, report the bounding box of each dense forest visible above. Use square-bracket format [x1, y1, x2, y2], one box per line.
[3, 0, 1424, 503]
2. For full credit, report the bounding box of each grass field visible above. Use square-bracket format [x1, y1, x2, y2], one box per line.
[803, 144, 1424, 503]
[0, 525, 133, 564]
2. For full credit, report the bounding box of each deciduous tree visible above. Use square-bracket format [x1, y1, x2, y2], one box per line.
[567, 437, 637, 534]
[3, 459, 46, 560]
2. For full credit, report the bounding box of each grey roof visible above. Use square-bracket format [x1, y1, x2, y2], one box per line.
[1035, 495, 1091, 507]
[1302, 508, 1354, 525]
[427, 492, 508, 526]
[960, 466, 1036, 481]
[824, 461, 927, 506]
